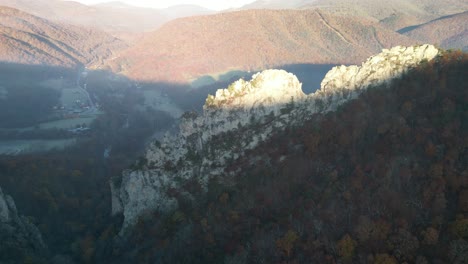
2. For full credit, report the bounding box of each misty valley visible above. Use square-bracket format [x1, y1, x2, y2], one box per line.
[0, 59, 335, 262]
[0, 62, 334, 154]
[0, 0, 467, 264]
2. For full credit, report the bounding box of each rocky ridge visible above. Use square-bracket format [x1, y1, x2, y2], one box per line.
[0, 186, 47, 261]
[112, 44, 440, 232]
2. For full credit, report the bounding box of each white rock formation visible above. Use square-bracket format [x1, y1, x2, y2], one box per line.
[320, 45, 439, 93]
[205, 69, 305, 110]
[112, 69, 306, 232]
[112, 45, 440, 232]
[0, 187, 16, 223]
[0, 186, 46, 254]
[311, 44, 440, 111]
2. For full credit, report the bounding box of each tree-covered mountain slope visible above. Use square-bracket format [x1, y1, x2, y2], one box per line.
[109, 9, 415, 83]
[302, 0, 468, 31]
[108, 46, 467, 262]
[0, 6, 127, 67]
[0, 0, 168, 33]
[402, 11, 468, 52]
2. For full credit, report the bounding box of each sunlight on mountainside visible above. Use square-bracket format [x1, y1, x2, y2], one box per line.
[0, 0, 466, 263]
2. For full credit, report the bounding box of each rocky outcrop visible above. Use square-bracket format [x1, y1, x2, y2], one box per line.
[112, 70, 307, 232]
[112, 45, 440, 232]
[0, 187, 47, 263]
[205, 70, 305, 110]
[0, 187, 15, 223]
[320, 45, 439, 92]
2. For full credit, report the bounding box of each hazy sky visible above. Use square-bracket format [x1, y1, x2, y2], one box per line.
[70, 0, 257, 10]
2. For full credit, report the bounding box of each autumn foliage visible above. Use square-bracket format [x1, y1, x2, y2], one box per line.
[106, 50, 467, 263]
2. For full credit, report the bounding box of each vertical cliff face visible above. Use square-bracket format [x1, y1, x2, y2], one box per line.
[112, 45, 440, 232]
[0, 187, 47, 261]
[0, 187, 15, 223]
[112, 69, 307, 232]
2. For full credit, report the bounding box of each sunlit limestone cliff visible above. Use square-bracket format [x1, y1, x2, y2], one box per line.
[111, 44, 440, 232]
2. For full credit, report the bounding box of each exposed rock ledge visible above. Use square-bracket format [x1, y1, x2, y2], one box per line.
[112, 44, 440, 232]
[0, 186, 47, 261]
[320, 45, 439, 93]
[204, 69, 306, 110]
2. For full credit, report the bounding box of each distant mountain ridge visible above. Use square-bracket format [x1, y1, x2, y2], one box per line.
[0, 6, 127, 67]
[0, 0, 213, 33]
[93, 1, 137, 8]
[302, 0, 468, 30]
[0, 0, 165, 32]
[402, 11, 468, 51]
[1, 0, 466, 84]
[161, 4, 215, 19]
[109, 9, 416, 83]
[243, 0, 468, 31]
[240, 0, 315, 9]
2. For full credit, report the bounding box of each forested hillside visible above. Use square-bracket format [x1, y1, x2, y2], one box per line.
[112, 50, 468, 263]
[110, 9, 415, 83]
[0, 0, 167, 32]
[0, 6, 126, 67]
[0, 0, 467, 263]
[303, 0, 468, 30]
[402, 11, 468, 52]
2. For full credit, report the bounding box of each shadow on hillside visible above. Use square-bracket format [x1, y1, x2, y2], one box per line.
[397, 11, 468, 34]
[138, 63, 338, 112]
[0, 62, 80, 128]
[0, 62, 79, 83]
[281, 63, 337, 93]
[0, 50, 466, 264]
[0, 60, 337, 126]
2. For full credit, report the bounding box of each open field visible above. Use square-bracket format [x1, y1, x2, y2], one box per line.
[0, 139, 76, 155]
[60, 88, 89, 108]
[0, 116, 98, 132]
[38, 117, 97, 130]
